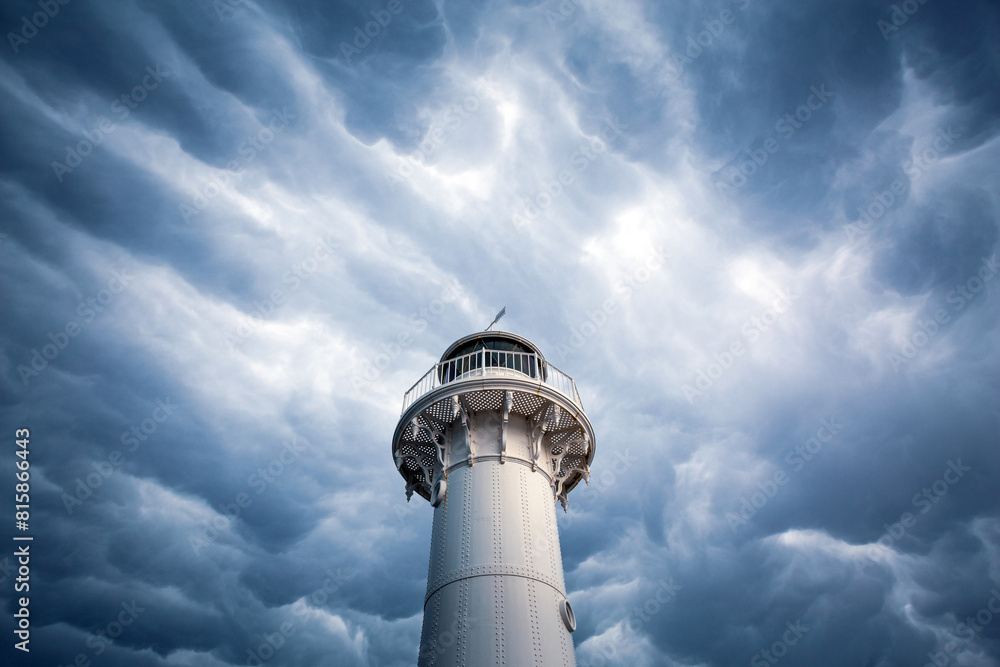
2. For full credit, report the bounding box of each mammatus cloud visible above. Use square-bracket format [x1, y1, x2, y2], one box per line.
[1, 0, 998, 665]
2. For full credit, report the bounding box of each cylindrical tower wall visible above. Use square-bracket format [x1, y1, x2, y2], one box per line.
[417, 412, 576, 666]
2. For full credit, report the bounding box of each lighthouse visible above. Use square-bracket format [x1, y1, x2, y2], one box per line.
[392, 331, 596, 666]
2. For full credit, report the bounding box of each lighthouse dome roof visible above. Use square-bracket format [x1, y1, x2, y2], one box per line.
[439, 331, 545, 363]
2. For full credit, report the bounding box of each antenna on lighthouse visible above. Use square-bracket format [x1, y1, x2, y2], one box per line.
[485, 306, 506, 331]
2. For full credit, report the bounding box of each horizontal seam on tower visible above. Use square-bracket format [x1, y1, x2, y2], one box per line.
[424, 568, 566, 607]
[446, 455, 552, 481]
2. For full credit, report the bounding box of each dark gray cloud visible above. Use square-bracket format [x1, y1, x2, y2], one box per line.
[1, 0, 999, 665]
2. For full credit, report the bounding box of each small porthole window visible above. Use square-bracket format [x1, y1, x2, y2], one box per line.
[559, 598, 576, 632]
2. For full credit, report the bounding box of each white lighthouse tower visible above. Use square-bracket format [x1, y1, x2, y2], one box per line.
[392, 330, 596, 666]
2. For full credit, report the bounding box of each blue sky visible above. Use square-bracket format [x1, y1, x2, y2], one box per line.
[1, 0, 999, 665]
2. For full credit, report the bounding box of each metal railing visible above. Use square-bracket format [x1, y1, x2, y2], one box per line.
[401, 350, 582, 414]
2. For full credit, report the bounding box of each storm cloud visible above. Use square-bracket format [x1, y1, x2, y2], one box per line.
[1, 0, 999, 665]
